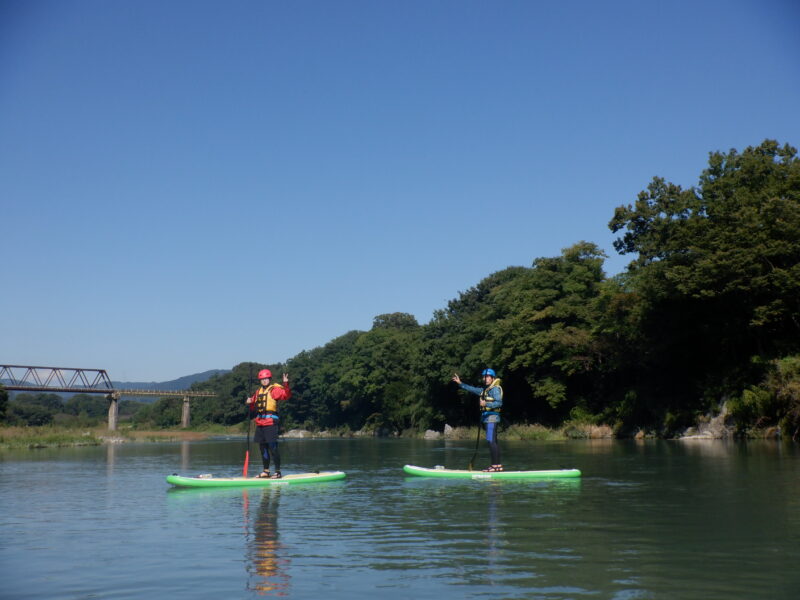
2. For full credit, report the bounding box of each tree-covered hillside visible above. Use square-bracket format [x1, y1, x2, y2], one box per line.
[179, 140, 799, 438]
[8, 141, 795, 438]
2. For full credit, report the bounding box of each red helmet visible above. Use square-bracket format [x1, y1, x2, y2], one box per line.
[257, 369, 272, 380]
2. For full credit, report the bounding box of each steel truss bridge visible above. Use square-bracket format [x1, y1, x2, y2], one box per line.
[1, 365, 216, 430]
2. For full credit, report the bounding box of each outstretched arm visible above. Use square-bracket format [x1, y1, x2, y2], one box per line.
[275, 373, 292, 401]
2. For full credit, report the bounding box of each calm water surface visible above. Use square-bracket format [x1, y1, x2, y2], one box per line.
[1, 437, 798, 599]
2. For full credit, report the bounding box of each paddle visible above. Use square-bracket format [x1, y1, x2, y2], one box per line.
[452, 372, 482, 471]
[243, 366, 253, 477]
[467, 409, 482, 471]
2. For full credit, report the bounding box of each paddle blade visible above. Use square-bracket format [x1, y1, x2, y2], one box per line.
[243, 450, 250, 477]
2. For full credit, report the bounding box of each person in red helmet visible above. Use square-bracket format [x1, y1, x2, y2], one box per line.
[246, 369, 291, 478]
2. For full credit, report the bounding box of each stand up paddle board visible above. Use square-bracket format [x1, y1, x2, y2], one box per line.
[403, 464, 581, 480]
[166, 471, 346, 488]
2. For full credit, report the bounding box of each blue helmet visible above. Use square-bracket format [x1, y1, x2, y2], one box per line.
[482, 368, 496, 378]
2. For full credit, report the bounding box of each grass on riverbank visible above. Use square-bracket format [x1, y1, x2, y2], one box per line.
[0, 426, 106, 449]
[443, 422, 615, 441]
[0, 425, 229, 449]
[5, 420, 778, 449]
[1, 422, 602, 449]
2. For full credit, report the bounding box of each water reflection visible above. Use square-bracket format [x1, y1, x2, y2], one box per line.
[163, 485, 292, 596]
[395, 474, 583, 596]
[106, 443, 116, 476]
[8, 438, 797, 599]
[244, 490, 290, 596]
[181, 441, 190, 471]
[485, 483, 501, 576]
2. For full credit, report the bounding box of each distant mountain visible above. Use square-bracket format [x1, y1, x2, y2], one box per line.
[111, 369, 230, 391]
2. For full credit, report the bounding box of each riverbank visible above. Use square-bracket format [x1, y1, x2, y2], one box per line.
[0, 418, 782, 450]
[0, 423, 600, 449]
[0, 426, 218, 449]
[291, 422, 617, 441]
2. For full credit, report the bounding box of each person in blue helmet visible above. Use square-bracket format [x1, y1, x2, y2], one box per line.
[452, 368, 504, 472]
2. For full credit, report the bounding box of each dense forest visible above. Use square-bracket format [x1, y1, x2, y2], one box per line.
[1, 392, 144, 428]
[3, 140, 799, 438]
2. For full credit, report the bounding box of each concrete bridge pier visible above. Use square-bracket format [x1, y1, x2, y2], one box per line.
[181, 396, 190, 428]
[107, 392, 120, 431]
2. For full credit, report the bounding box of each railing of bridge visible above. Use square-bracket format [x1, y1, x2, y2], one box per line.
[0, 365, 114, 392]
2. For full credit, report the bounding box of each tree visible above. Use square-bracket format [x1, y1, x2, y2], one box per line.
[8, 403, 54, 426]
[283, 332, 361, 430]
[608, 140, 800, 427]
[420, 244, 610, 426]
[64, 394, 108, 419]
[13, 392, 64, 412]
[372, 312, 419, 330]
[487, 242, 608, 422]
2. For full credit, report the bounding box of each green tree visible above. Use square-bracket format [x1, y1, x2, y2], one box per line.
[119, 399, 147, 418]
[146, 397, 183, 428]
[340, 314, 427, 432]
[421, 267, 529, 426]
[421, 243, 609, 426]
[0, 387, 7, 423]
[589, 274, 653, 428]
[608, 139, 800, 428]
[8, 403, 54, 426]
[13, 392, 64, 412]
[371, 312, 419, 330]
[283, 331, 361, 430]
[487, 242, 608, 422]
[64, 394, 108, 419]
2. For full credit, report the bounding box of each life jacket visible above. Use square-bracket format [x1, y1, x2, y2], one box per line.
[480, 378, 503, 417]
[253, 384, 285, 425]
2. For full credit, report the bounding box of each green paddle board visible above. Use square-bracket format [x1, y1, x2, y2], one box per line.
[403, 464, 581, 480]
[166, 471, 346, 488]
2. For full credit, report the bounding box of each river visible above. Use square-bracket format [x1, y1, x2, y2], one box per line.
[1, 437, 798, 599]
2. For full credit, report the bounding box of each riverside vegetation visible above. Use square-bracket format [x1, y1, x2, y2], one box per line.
[3, 140, 799, 446]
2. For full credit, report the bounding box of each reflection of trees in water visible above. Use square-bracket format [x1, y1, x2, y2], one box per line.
[245, 490, 290, 596]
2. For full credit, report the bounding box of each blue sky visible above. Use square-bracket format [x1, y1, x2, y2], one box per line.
[2, 0, 799, 382]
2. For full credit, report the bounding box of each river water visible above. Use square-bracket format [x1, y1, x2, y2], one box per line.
[1, 437, 798, 599]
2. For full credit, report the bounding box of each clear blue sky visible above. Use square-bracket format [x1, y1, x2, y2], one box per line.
[2, 0, 799, 382]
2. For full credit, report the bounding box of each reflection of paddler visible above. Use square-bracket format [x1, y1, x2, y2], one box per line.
[485, 485, 501, 573]
[246, 490, 289, 595]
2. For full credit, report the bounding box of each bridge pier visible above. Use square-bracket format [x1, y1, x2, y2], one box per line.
[181, 396, 190, 428]
[107, 392, 120, 431]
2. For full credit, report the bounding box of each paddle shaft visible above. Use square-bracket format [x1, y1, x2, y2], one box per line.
[243, 365, 253, 477]
[468, 410, 482, 471]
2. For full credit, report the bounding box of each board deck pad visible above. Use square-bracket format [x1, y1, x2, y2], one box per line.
[166, 471, 346, 487]
[403, 464, 581, 479]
